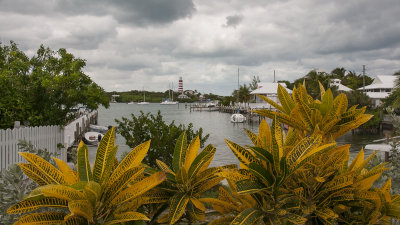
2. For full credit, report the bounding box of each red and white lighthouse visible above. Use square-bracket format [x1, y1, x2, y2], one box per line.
[178, 76, 183, 93]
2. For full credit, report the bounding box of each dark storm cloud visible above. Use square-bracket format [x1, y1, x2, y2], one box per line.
[223, 15, 243, 28]
[0, 0, 196, 26]
[109, 0, 196, 26]
[313, 0, 400, 54]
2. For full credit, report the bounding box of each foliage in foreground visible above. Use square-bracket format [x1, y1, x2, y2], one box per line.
[0, 141, 59, 225]
[253, 83, 372, 142]
[115, 111, 209, 169]
[7, 83, 400, 224]
[8, 128, 165, 224]
[154, 132, 236, 224]
[208, 83, 400, 224]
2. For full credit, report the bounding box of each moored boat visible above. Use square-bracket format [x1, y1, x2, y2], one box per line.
[230, 113, 246, 123]
[89, 124, 109, 134]
[83, 132, 104, 145]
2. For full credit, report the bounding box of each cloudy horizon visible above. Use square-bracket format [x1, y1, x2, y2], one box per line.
[1, 0, 399, 96]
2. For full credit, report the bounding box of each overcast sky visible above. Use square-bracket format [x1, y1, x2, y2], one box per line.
[1, 0, 399, 95]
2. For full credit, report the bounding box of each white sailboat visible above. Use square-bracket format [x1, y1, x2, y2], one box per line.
[161, 83, 178, 105]
[137, 88, 149, 105]
[231, 67, 246, 123]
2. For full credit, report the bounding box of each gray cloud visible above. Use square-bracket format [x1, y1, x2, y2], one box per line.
[223, 15, 243, 28]
[0, 0, 196, 26]
[1, 0, 399, 95]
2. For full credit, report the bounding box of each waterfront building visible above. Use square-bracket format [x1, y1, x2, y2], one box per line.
[184, 90, 195, 95]
[357, 75, 396, 107]
[178, 94, 190, 99]
[250, 82, 292, 109]
[329, 79, 352, 92]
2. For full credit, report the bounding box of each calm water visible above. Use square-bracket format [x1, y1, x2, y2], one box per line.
[89, 103, 384, 165]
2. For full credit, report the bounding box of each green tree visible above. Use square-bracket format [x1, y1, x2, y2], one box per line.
[232, 84, 251, 103]
[330, 67, 346, 79]
[115, 111, 209, 169]
[345, 90, 372, 109]
[293, 70, 331, 99]
[249, 75, 261, 90]
[384, 70, 400, 108]
[0, 41, 109, 129]
[220, 96, 235, 106]
[341, 70, 373, 90]
[277, 80, 293, 90]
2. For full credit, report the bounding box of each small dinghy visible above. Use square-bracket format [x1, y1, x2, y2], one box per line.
[83, 132, 104, 145]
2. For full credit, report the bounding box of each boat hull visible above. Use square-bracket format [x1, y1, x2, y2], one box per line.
[160, 101, 178, 105]
[83, 132, 104, 145]
[231, 113, 246, 123]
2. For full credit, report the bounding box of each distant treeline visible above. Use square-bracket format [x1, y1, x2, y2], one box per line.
[106, 90, 202, 103]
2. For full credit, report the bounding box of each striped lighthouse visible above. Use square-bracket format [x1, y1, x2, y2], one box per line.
[178, 76, 183, 93]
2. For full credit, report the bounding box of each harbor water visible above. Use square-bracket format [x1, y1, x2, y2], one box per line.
[89, 103, 385, 166]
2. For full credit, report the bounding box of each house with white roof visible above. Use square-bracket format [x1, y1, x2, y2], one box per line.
[250, 82, 292, 109]
[357, 75, 397, 107]
[329, 79, 352, 92]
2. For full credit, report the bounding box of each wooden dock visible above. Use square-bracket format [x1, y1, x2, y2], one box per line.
[186, 104, 271, 123]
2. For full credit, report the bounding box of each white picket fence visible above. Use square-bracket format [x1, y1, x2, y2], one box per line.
[0, 126, 65, 170]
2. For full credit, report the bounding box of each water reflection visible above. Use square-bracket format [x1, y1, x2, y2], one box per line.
[90, 103, 385, 165]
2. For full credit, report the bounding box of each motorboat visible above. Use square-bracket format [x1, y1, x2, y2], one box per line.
[231, 113, 246, 123]
[89, 124, 109, 134]
[83, 132, 104, 145]
[127, 101, 135, 104]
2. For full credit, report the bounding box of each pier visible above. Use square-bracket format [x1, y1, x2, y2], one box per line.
[186, 103, 273, 123]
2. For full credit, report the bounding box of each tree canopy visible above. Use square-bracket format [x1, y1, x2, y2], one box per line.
[0, 41, 109, 129]
[232, 84, 251, 103]
[293, 68, 374, 99]
[383, 70, 400, 108]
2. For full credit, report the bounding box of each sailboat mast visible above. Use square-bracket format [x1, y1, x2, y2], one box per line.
[237, 67, 239, 105]
[143, 87, 145, 102]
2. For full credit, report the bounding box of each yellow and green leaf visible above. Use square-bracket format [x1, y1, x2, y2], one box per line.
[19, 152, 65, 184]
[168, 193, 190, 225]
[172, 132, 188, 173]
[77, 141, 92, 182]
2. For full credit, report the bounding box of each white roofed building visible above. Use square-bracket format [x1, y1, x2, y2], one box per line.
[329, 79, 352, 92]
[250, 82, 292, 109]
[357, 75, 397, 107]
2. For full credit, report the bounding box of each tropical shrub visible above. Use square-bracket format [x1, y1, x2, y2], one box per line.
[153, 132, 235, 224]
[115, 111, 209, 169]
[253, 83, 372, 142]
[7, 127, 166, 224]
[0, 140, 59, 225]
[209, 84, 400, 224]
[0, 165, 35, 225]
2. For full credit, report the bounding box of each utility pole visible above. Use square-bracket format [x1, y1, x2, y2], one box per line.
[273, 70, 276, 83]
[363, 65, 366, 93]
